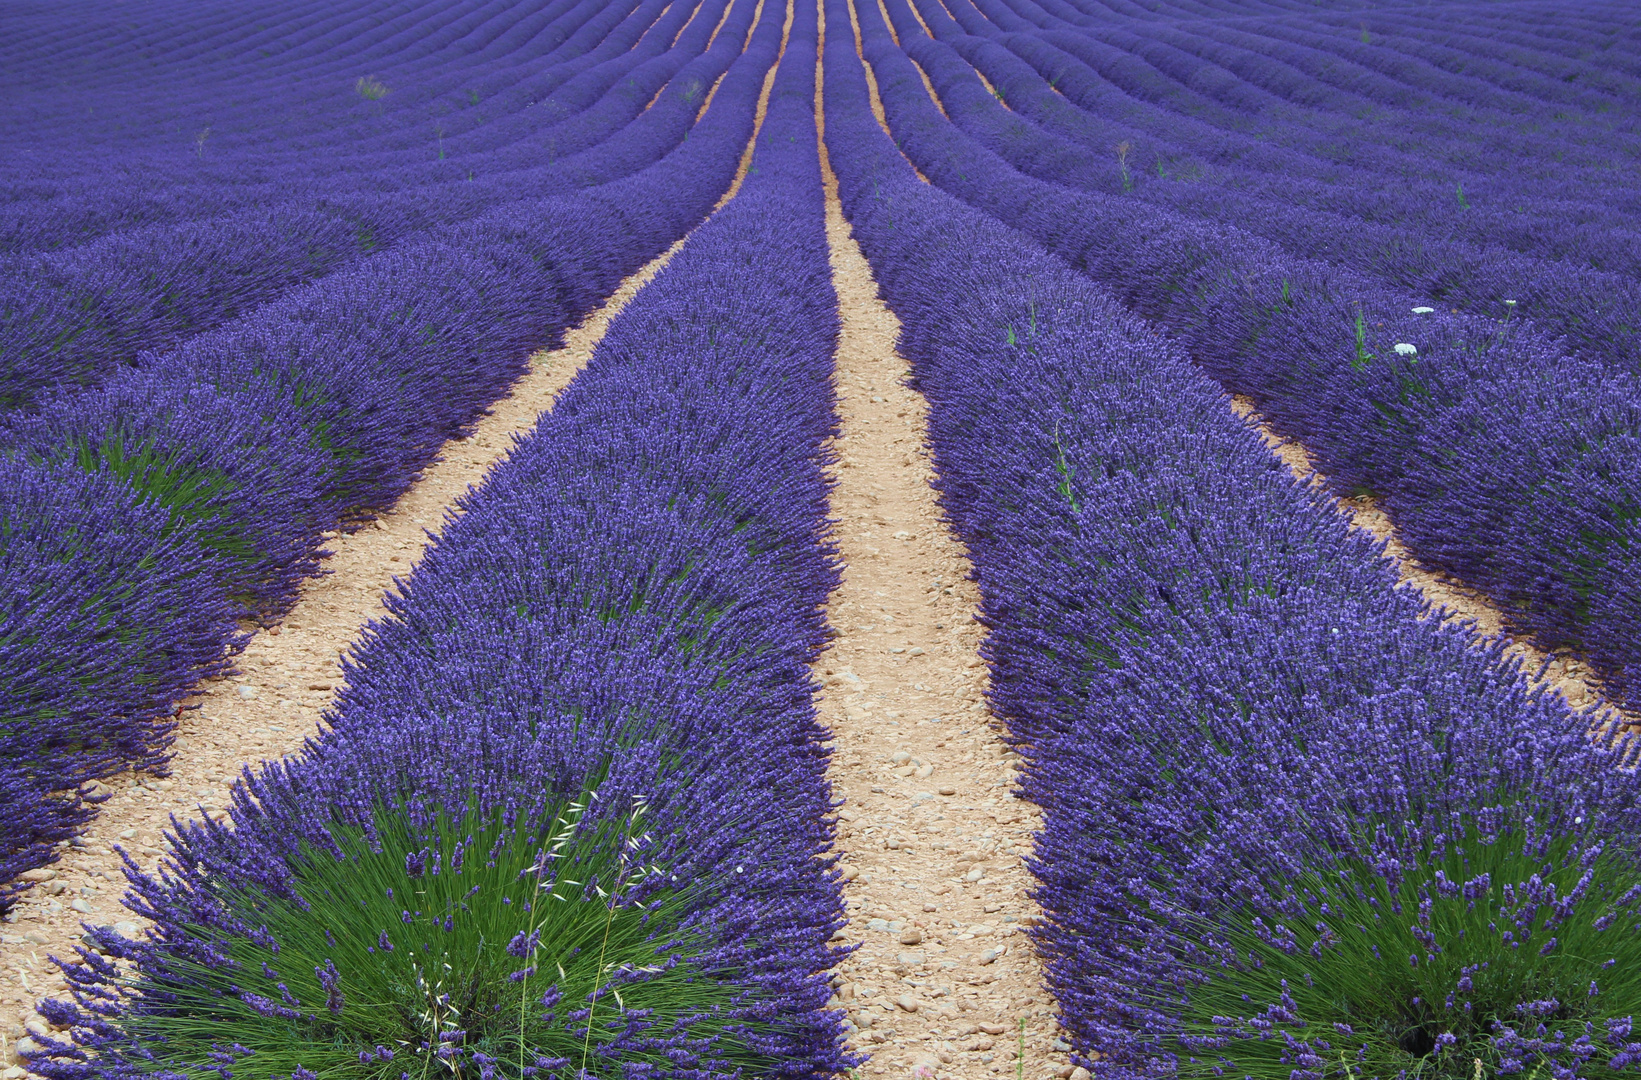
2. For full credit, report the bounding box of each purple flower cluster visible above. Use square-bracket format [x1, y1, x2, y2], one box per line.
[0, 462, 237, 913]
[845, 0, 1641, 715]
[1, 0, 785, 901]
[822, 10, 1641, 1076]
[41, 14, 859, 1077]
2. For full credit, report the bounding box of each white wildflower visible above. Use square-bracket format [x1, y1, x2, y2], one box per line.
[1504, 299, 1518, 306]
[1394, 343, 1417, 356]
[1411, 306, 1435, 314]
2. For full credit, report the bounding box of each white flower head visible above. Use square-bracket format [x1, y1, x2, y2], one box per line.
[1504, 299, 1518, 306]
[1411, 306, 1434, 314]
[1394, 343, 1417, 356]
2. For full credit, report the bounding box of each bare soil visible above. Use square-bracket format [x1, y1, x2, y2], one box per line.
[816, 77, 1071, 1080]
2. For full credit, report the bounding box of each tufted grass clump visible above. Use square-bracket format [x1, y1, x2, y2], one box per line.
[111, 795, 770, 1080]
[356, 75, 388, 101]
[1162, 822, 1641, 1080]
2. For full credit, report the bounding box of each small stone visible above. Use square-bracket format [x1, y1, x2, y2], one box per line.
[978, 948, 1003, 965]
[1071, 1069, 1093, 1080]
[965, 868, 984, 882]
[1057, 1068, 1076, 1079]
[895, 995, 920, 1013]
[839, 866, 860, 881]
[24, 1017, 50, 1039]
[24, 931, 49, 945]
[908, 647, 925, 656]
[115, 921, 141, 939]
[235, 685, 259, 700]
[118, 829, 138, 840]
[19, 869, 56, 883]
[938, 785, 957, 795]
[149, 780, 175, 792]
[897, 951, 927, 967]
[0, 934, 22, 945]
[970, 1038, 995, 1052]
[15, 1036, 41, 1057]
[915, 764, 934, 778]
[4, 1065, 29, 1079]
[1051, 1039, 1072, 1053]
[71, 898, 94, 914]
[979, 1022, 1008, 1035]
[891, 751, 912, 764]
[899, 927, 923, 945]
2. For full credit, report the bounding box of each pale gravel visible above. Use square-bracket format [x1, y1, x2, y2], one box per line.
[815, 23, 1070, 1076]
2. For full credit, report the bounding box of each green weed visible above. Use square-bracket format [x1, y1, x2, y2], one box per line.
[1160, 825, 1641, 1080]
[108, 794, 771, 1080]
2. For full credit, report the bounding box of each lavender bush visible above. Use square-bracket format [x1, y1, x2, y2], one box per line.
[36, 18, 858, 1078]
[0, 1, 785, 896]
[0, 461, 238, 914]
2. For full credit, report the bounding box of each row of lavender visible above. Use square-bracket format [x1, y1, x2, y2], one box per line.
[0, 5, 785, 907]
[896, 0, 1641, 383]
[0, 0, 759, 408]
[35, 28, 858, 1079]
[896, 0, 1641, 384]
[822, 8, 1641, 1077]
[948, 0, 1641, 236]
[845, 0, 1641, 717]
[0, 0, 656, 213]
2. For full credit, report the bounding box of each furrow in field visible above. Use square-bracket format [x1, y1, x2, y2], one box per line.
[816, 66, 1067, 1080]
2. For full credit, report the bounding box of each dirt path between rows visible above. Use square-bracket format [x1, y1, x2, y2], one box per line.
[1230, 396, 1624, 726]
[0, 25, 792, 1067]
[815, 41, 1069, 1080]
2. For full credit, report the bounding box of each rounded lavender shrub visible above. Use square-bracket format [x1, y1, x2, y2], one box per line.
[65, 796, 778, 1080]
[1162, 819, 1641, 1080]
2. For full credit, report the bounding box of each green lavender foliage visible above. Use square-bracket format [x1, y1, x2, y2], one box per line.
[1161, 825, 1641, 1080]
[115, 796, 772, 1080]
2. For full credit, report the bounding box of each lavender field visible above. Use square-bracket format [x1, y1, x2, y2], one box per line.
[4, 0, 1641, 1078]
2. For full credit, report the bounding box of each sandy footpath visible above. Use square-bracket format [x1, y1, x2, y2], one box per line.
[814, 57, 1072, 1078]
